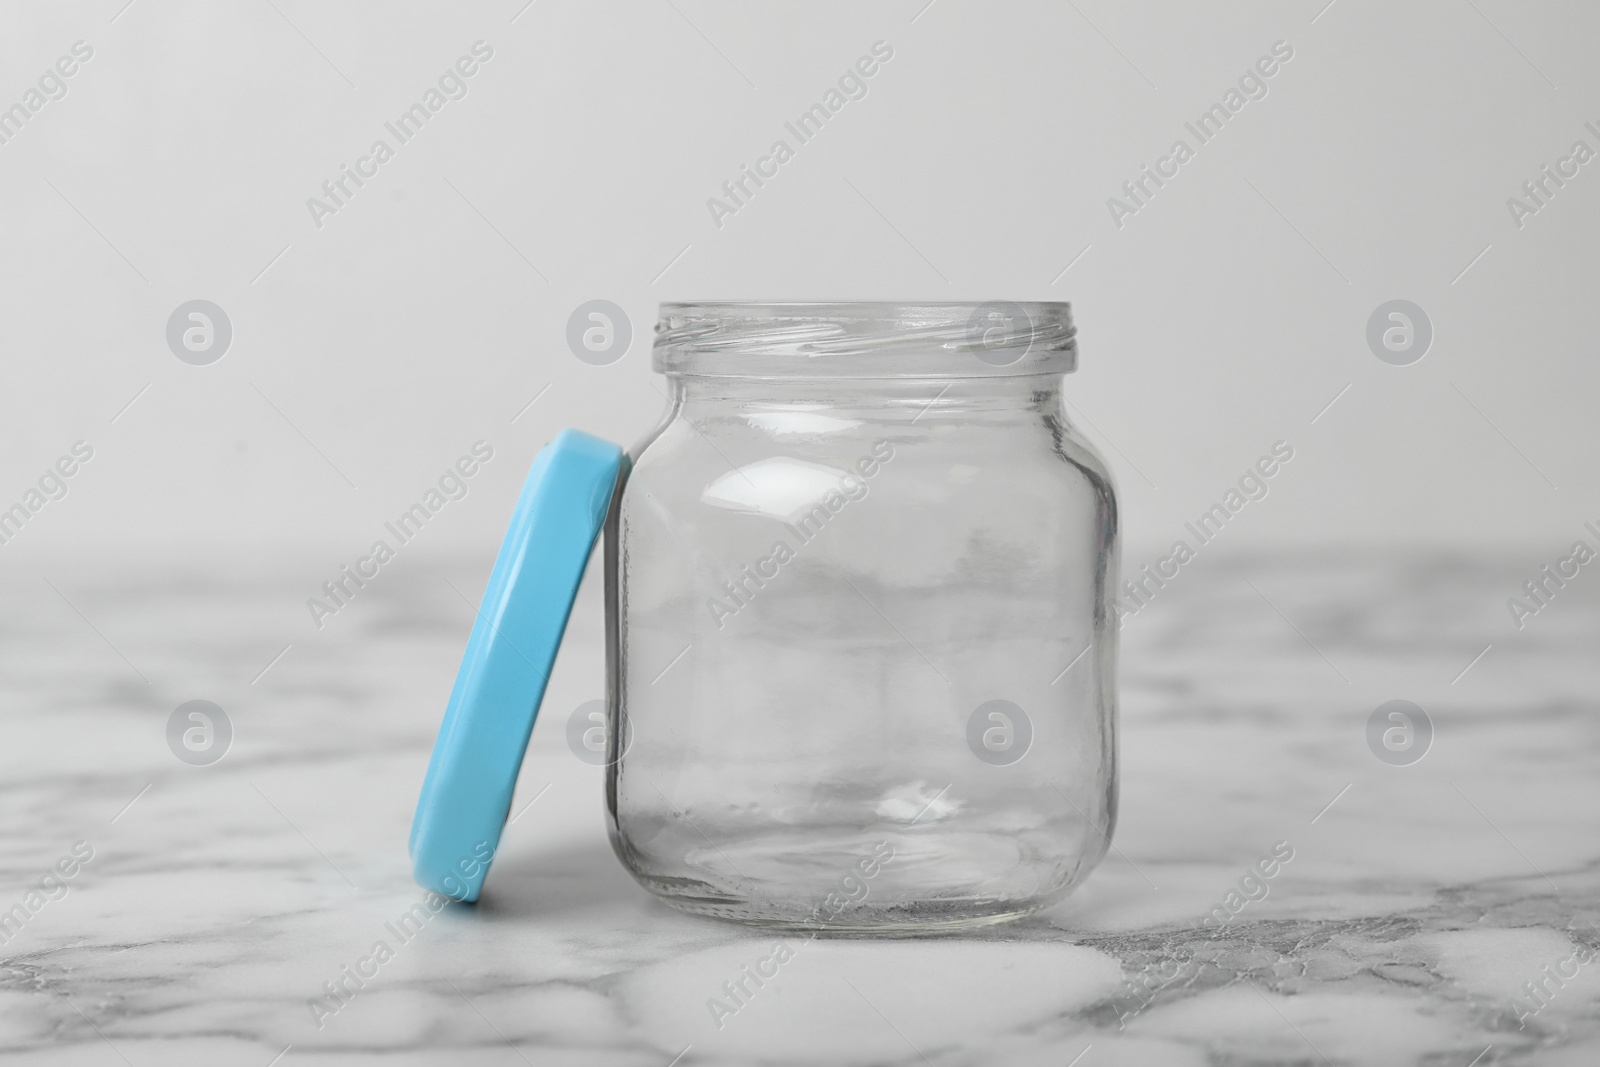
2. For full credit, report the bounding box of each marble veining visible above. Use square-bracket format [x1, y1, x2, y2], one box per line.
[0, 552, 1596, 1066]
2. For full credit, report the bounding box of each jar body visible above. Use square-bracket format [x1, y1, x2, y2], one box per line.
[605, 312, 1117, 933]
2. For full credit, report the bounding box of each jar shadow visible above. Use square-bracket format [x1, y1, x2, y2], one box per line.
[462, 838, 1087, 942]
[464, 838, 703, 925]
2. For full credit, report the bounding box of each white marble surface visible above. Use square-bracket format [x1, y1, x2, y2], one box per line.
[1, 551, 1597, 1066]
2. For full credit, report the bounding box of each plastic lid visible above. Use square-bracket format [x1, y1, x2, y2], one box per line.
[409, 428, 622, 902]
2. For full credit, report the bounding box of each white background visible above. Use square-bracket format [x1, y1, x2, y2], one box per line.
[1, 0, 1596, 571]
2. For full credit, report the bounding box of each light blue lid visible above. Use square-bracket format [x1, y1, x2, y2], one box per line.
[409, 428, 622, 902]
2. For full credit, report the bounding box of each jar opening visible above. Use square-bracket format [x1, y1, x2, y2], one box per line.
[653, 302, 1076, 379]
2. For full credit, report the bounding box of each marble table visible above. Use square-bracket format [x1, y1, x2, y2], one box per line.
[1, 552, 1596, 1066]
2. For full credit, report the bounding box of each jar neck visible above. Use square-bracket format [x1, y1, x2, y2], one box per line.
[665, 373, 1067, 423]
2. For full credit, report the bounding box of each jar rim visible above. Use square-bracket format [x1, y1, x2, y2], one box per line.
[653, 301, 1076, 378]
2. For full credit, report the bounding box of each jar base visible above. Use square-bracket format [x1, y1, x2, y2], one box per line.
[615, 821, 1096, 936]
[641, 883, 1060, 937]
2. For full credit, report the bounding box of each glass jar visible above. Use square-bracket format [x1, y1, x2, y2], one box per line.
[604, 302, 1118, 933]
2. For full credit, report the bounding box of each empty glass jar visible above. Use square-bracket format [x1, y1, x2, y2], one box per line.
[604, 302, 1118, 933]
